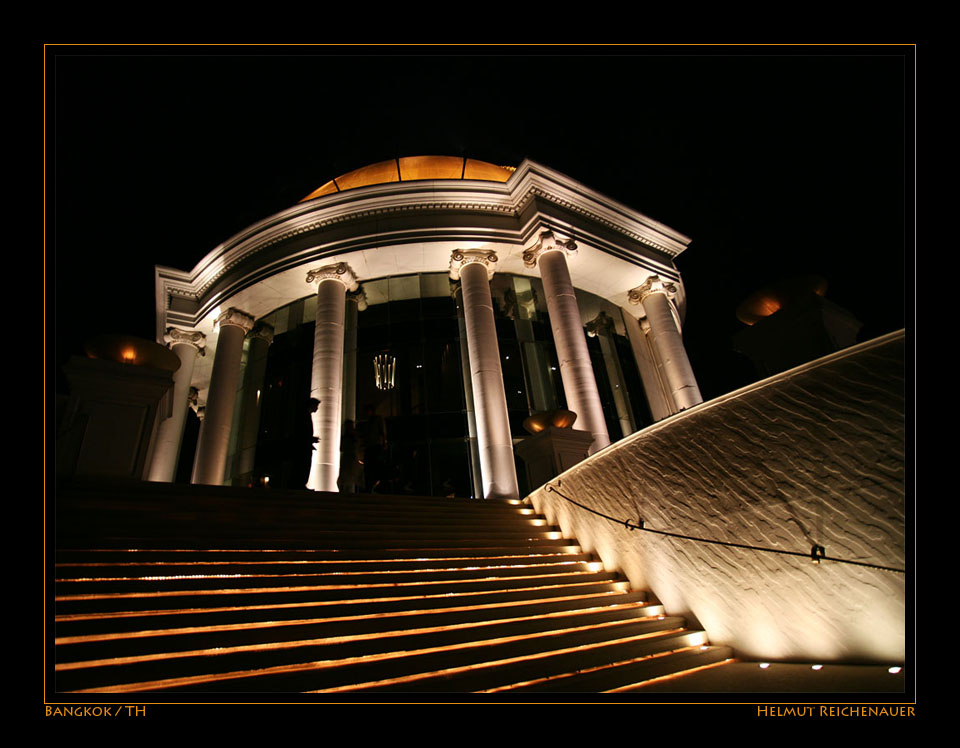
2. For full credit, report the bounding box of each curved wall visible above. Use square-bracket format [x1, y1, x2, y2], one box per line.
[528, 331, 906, 663]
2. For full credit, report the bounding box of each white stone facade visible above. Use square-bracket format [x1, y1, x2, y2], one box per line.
[151, 158, 702, 490]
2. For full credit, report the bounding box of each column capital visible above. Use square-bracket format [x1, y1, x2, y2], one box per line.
[585, 310, 616, 338]
[346, 287, 368, 311]
[523, 229, 577, 268]
[306, 262, 359, 291]
[164, 327, 206, 355]
[247, 320, 275, 345]
[628, 275, 679, 306]
[216, 308, 255, 333]
[449, 249, 499, 280]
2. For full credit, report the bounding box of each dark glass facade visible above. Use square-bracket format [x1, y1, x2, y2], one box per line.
[225, 272, 648, 497]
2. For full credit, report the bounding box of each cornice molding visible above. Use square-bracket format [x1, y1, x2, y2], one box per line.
[155, 160, 692, 327]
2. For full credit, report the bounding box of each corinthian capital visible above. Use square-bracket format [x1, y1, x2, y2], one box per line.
[164, 327, 206, 354]
[306, 262, 359, 290]
[523, 229, 577, 268]
[216, 308, 256, 332]
[628, 275, 678, 306]
[449, 249, 499, 280]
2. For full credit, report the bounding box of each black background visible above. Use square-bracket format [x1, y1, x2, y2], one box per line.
[48, 44, 912, 399]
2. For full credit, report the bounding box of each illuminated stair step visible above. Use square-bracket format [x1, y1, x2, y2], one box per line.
[55, 553, 596, 578]
[94, 509, 552, 526]
[56, 603, 671, 667]
[56, 547, 584, 563]
[54, 576, 631, 617]
[339, 631, 711, 694]
[56, 588, 652, 638]
[58, 616, 691, 693]
[495, 645, 735, 692]
[56, 593, 662, 642]
[606, 652, 737, 692]
[56, 483, 723, 694]
[58, 492, 536, 529]
[99, 521, 558, 537]
[55, 562, 605, 595]
[55, 572, 627, 610]
[188, 625, 702, 694]
[57, 537, 577, 552]
[61, 512, 556, 531]
[58, 484, 529, 512]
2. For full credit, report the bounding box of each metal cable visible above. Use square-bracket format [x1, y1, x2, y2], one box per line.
[543, 483, 904, 574]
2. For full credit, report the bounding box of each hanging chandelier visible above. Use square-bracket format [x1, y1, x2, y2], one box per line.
[374, 353, 396, 390]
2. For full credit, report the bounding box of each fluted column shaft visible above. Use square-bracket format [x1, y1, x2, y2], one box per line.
[233, 323, 273, 482]
[192, 310, 253, 485]
[631, 277, 702, 412]
[306, 263, 357, 492]
[147, 329, 204, 482]
[454, 252, 519, 500]
[341, 292, 362, 426]
[528, 233, 610, 454]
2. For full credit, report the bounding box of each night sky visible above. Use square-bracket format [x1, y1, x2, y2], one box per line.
[48, 46, 912, 401]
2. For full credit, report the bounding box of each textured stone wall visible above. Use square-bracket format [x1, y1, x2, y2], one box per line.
[529, 331, 906, 663]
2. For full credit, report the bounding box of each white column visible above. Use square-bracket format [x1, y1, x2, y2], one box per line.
[306, 262, 358, 492]
[146, 328, 206, 482]
[524, 230, 610, 454]
[341, 289, 366, 426]
[233, 321, 273, 483]
[192, 308, 254, 485]
[450, 250, 519, 501]
[629, 276, 703, 411]
[624, 314, 674, 422]
[586, 312, 635, 438]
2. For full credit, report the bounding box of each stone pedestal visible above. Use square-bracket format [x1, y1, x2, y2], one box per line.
[60, 354, 175, 480]
[515, 426, 596, 491]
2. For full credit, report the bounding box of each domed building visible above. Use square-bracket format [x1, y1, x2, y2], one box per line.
[150, 157, 702, 499]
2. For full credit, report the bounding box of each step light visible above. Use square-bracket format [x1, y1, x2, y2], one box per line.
[606, 657, 736, 693]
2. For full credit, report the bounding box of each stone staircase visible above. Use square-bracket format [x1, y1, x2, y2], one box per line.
[53, 481, 733, 694]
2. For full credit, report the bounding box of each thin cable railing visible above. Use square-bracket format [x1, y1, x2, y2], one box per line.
[542, 482, 904, 575]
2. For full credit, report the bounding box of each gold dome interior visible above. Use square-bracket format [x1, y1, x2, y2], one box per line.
[301, 157, 516, 202]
